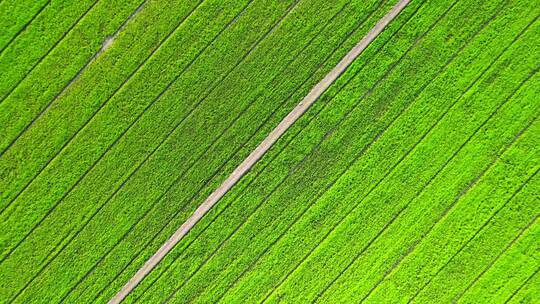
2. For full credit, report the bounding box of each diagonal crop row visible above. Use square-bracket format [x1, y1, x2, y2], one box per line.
[314, 14, 540, 304]
[2, 0, 294, 300]
[225, 2, 540, 304]
[124, 0, 423, 301]
[323, 79, 540, 303]
[0, 0, 388, 302]
[11, 2, 362, 302]
[0, 0, 49, 52]
[184, 0, 493, 300]
[269, 44, 540, 304]
[0, 3, 262, 300]
[0, 0, 101, 100]
[366, 118, 540, 303]
[409, 179, 539, 302]
[418, 208, 539, 303]
[1, 0, 536, 303]
[53, 0, 358, 301]
[0, 0, 145, 152]
[0, 0, 248, 258]
[457, 209, 540, 303]
[4, 0, 294, 291]
[129, 0, 503, 302]
[505, 267, 540, 303]
[0, 0, 206, 212]
[57, 0, 393, 302]
[364, 108, 531, 301]
[268, 12, 536, 300]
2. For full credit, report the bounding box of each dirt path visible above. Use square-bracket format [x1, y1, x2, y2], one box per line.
[109, 0, 411, 302]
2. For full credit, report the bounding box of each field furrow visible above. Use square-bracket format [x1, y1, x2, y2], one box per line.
[1, 0, 536, 302]
[457, 213, 540, 303]
[0, 0, 101, 100]
[0, 0, 145, 152]
[0, 0, 49, 51]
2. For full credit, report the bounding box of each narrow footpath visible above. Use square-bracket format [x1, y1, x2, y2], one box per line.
[109, 0, 411, 302]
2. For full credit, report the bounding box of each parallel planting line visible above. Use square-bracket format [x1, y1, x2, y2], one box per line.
[114, 3, 362, 298]
[361, 71, 538, 303]
[59, 3, 349, 301]
[0, 0, 148, 214]
[0, 0, 100, 106]
[454, 216, 539, 302]
[0, 0, 51, 54]
[413, 120, 540, 303]
[407, 155, 540, 303]
[127, 1, 398, 301]
[200, 0, 492, 300]
[110, 1, 411, 303]
[313, 11, 528, 302]
[154, 4, 428, 303]
[260, 2, 510, 301]
[93, 1, 364, 298]
[133, 0, 429, 299]
[2, 0, 252, 294]
[359, 18, 538, 302]
[26, 0, 334, 300]
[323, 107, 535, 304]
[303, 88, 523, 302]
[130, 0, 396, 300]
[276, 56, 536, 302]
[0, 0, 209, 260]
[365, 154, 539, 303]
[8, 0, 300, 301]
[397, 119, 538, 304]
[152, 0, 524, 302]
[255, 0, 463, 300]
[504, 267, 540, 303]
[32, 0, 285, 274]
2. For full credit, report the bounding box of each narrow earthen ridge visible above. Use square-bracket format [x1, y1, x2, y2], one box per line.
[109, 0, 410, 302]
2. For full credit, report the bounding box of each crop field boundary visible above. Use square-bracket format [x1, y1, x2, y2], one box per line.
[0, 0, 101, 106]
[108, 0, 411, 302]
[121, 1, 397, 301]
[0, 0, 51, 55]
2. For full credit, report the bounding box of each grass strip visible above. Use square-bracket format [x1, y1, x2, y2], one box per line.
[364, 83, 540, 302]
[12, 3, 350, 302]
[0, 0, 349, 302]
[0, 0, 98, 99]
[0, 0, 48, 51]
[60, 0, 385, 302]
[457, 216, 540, 303]
[506, 269, 540, 303]
[132, 0, 500, 302]
[392, 126, 540, 303]
[331, 90, 539, 304]
[0, 0, 144, 153]
[420, 211, 539, 303]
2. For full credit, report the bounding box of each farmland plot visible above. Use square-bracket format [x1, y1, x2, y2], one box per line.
[0, 0, 403, 302]
[0, 0, 537, 303]
[126, 0, 540, 303]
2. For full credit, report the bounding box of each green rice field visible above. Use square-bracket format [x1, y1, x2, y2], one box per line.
[0, 0, 538, 303]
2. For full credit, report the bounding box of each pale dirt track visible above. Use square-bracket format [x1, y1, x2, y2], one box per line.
[109, 0, 411, 302]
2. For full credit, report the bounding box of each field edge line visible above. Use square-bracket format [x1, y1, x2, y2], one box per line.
[107, 0, 411, 303]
